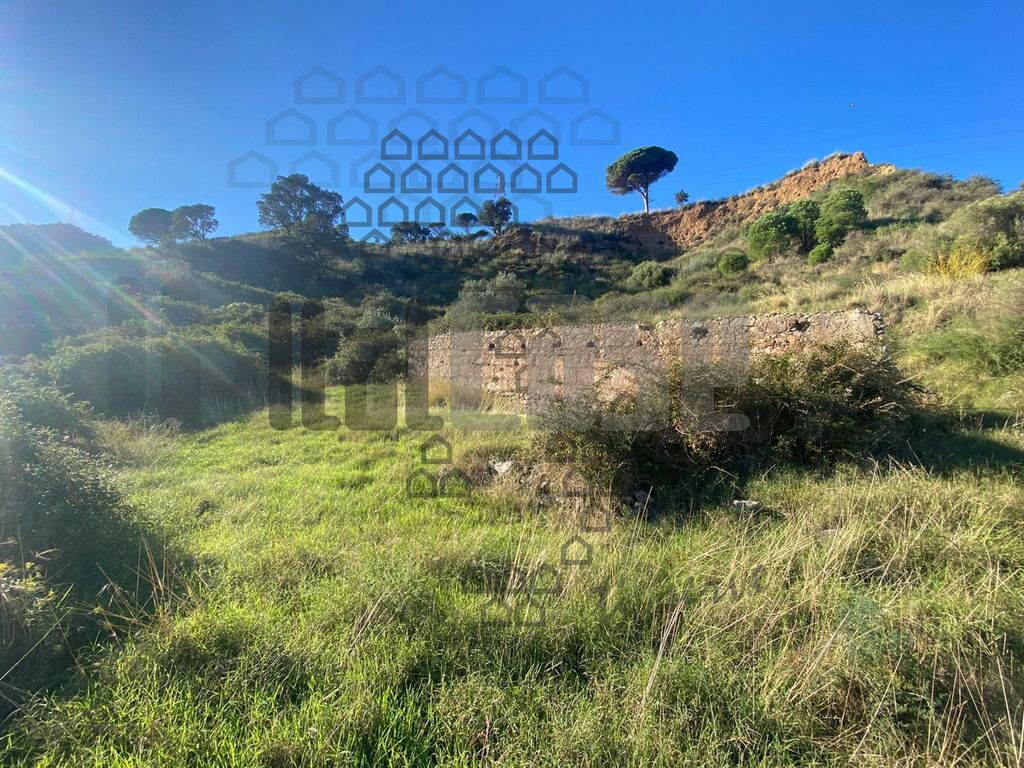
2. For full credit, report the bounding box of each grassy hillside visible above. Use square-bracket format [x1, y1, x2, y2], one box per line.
[2, 384, 1022, 765]
[2, 157, 1023, 765]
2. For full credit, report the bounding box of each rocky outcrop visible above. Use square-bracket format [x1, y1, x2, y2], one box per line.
[612, 151, 873, 252]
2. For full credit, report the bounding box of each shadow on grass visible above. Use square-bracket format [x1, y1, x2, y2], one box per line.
[1, 411, 190, 726]
[0, 536, 189, 731]
[635, 411, 1024, 525]
[893, 412, 1024, 475]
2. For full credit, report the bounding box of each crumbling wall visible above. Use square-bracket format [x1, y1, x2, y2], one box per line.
[425, 310, 884, 408]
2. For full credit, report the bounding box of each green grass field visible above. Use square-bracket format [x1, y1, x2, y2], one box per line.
[3, 381, 1023, 766]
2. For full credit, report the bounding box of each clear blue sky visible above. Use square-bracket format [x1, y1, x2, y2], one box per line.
[2, 0, 1022, 245]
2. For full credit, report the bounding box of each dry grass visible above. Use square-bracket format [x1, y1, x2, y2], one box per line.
[928, 244, 992, 279]
[748, 261, 996, 332]
[94, 416, 183, 467]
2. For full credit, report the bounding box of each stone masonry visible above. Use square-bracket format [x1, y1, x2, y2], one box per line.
[424, 310, 885, 409]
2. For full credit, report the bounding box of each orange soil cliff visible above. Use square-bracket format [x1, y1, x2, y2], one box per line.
[613, 151, 875, 251]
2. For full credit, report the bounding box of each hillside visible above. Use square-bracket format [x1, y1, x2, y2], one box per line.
[2, 154, 1024, 766]
[0, 222, 113, 260]
[566, 151, 878, 253]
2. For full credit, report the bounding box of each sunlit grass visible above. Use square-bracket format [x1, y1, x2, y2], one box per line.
[3, 381, 1023, 766]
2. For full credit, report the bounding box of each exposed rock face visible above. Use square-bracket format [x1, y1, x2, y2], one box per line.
[613, 152, 872, 252]
[425, 309, 885, 409]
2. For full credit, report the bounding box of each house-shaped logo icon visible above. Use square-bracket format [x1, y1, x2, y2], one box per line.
[416, 66, 468, 104]
[538, 66, 589, 104]
[560, 534, 593, 566]
[529, 564, 562, 595]
[417, 129, 449, 160]
[511, 108, 561, 142]
[401, 163, 432, 194]
[381, 129, 413, 160]
[415, 198, 446, 226]
[534, 327, 564, 351]
[265, 108, 317, 146]
[569, 109, 621, 146]
[477, 66, 528, 104]
[227, 150, 277, 188]
[511, 164, 542, 194]
[491, 129, 523, 160]
[527, 129, 558, 160]
[364, 163, 396, 194]
[438, 163, 470, 193]
[387, 109, 437, 141]
[438, 467, 472, 498]
[341, 197, 372, 227]
[473, 163, 505, 194]
[327, 109, 377, 146]
[378, 197, 410, 226]
[406, 467, 438, 498]
[490, 330, 527, 358]
[453, 129, 486, 160]
[448, 196, 482, 226]
[479, 595, 513, 625]
[289, 151, 339, 188]
[449, 109, 499, 142]
[355, 66, 406, 104]
[546, 163, 578, 194]
[419, 434, 452, 464]
[294, 66, 345, 104]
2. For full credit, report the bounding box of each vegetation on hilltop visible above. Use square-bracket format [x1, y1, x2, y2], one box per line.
[0, 222, 112, 259]
[606, 146, 679, 213]
[128, 204, 219, 245]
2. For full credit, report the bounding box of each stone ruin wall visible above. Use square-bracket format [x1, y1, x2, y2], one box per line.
[425, 310, 886, 409]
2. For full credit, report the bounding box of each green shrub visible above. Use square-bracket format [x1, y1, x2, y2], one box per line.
[902, 192, 1024, 275]
[815, 189, 868, 247]
[927, 243, 990, 278]
[328, 308, 405, 384]
[786, 199, 821, 251]
[624, 260, 672, 291]
[533, 343, 911, 490]
[744, 199, 821, 258]
[42, 328, 267, 425]
[716, 250, 750, 276]
[0, 393, 158, 716]
[745, 209, 799, 259]
[0, 400, 139, 594]
[857, 170, 1000, 223]
[808, 243, 833, 265]
[938, 191, 1024, 270]
[443, 273, 526, 329]
[832, 225, 915, 263]
[0, 366, 94, 440]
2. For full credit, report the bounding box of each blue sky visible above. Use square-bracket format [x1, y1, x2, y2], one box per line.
[2, 0, 1022, 246]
